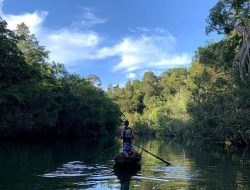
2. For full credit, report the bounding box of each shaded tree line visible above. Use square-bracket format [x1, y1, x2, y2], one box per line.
[0, 18, 121, 140]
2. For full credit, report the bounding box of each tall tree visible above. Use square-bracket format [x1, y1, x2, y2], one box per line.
[206, 0, 250, 81]
[16, 23, 49, 65]
[206, 0, 249, 34]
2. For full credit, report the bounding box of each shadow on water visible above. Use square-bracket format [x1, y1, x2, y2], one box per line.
[113, 164, 141, 190]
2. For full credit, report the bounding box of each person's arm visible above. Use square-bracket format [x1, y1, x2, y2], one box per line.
[131, 129, 135, 139]
[120, 128, 124, 139]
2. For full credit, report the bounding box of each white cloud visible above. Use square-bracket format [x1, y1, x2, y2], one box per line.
[0, 0, 46, 34]
[45, 30, 101, 63]
[97, 33, 191, 73]
[0, 1, 191, 77]
[1, 9, 47, 34]
[0, 1, 102, 64]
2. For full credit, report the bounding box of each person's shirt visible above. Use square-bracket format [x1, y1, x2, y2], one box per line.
[121, 126, 134, 143]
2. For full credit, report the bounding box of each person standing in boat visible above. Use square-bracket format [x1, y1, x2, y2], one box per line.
[121, 120, 134, 157]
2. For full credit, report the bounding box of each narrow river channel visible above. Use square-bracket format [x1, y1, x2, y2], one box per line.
[0, 137, 249, 189]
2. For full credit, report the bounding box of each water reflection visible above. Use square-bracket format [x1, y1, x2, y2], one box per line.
[41, 158, 195, 190]
[0, 137, 249, 189]
[113, 164, 141, 190]
[42, 161, 142, 190]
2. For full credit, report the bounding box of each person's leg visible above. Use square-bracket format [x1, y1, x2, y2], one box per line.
[123, 142, 130, 157]
[123, 150, 128, 157]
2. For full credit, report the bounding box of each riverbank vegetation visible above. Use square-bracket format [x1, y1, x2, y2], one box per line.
[0, 19, 121, 140]
[107, 0, 250, 147]
[1, 0, 249, 147]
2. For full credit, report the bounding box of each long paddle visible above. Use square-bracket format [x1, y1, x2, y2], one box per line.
[84, 144, 119, 162]
[133, 143, 171, 166]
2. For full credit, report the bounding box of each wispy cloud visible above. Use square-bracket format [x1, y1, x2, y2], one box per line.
[72, 7, 106, 28]
[82, 7, 106, 25]
[129, 27, 169, 35]
[97, 32, 191, 74]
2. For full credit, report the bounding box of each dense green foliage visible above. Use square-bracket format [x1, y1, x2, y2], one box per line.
[107, 0, 250, 146]
[187, 34, 250, 145]
[0, 18, 121, 139]
[107, 68, 190, 136]
[1, 0, 249, 146]
[187, 0, 250, 146]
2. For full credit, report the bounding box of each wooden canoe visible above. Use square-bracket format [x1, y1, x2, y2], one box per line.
[114, 152, 141, 167]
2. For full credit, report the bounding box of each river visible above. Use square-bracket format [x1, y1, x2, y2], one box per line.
[0, 137, 249, 190]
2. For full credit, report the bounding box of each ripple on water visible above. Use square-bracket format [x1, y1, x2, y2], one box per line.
[40, 160, 200, 190]
[41, 161, 120, 189]
[41, 161, 113, 178]
[134, 175, 170, 182]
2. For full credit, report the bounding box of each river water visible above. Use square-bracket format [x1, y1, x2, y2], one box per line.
[0, 137, 249, 190]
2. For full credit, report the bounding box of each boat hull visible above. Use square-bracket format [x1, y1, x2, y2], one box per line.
[114, 152, 141, 167]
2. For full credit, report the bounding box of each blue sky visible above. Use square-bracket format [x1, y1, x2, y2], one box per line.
[0, 0, 220, 88]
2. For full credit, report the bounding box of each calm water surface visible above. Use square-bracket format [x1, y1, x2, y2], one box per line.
[0, 137, 250, 190]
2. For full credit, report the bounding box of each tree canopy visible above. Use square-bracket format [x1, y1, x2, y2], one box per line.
[0, 18, 122, 140]
[206, 0, 249, 34]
